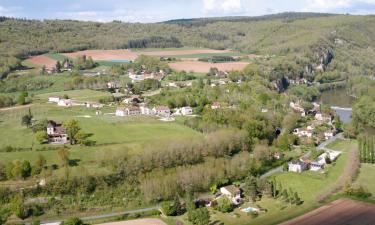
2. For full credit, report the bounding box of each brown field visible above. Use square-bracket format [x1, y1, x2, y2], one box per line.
[141, 49, 232, 57]
[63, 49, 138, 61]
[97, 218, 166, 225]
[26, 55, 57, 69]
[280, 198, 375, 225]
[168, 60, 249, 73]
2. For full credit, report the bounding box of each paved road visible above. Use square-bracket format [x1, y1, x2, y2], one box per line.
[39, 207, 159, 225]
[317, 133, 344, 151]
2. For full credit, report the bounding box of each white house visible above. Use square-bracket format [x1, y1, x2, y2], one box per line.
[293, 128, 313, 138]
[152, 106, 170, 117]
[288, 159, 308, 173]
[57, 99, 73, 107]
[211, 102, 221, 110]
[310, 150, 341, 171]
[290, 102, 305, 113]
[86, 102, 104, 109]
[107, 81, 121, 89]
[220, 185, 242, 205]
[140, 105, 153, 115]
[181, 107, 193, 116]
[324, 131, 334, 140]
[48, 96, 60, 103]
[115, 106, 141, 116]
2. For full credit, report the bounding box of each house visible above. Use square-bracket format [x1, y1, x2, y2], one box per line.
[115, 106, 141, 116]
[310, 150, 341, 171]
[289, 102, 305, 113]
[220, 185, 242, 205]
[46, 121, 68, 144]
[140, 105, 153, 115]
[273, 152, 284, 160]
[211, 102, 221, 110]
[86, 102, 104, 109]
[48, 96, 60, 103]
[293, 128, 313, 138]
[315, 112, 332, 123]
[107, 81, 121, 89]
[288, 159, 308, 173]
[123, 95, 141, 104]
[324, 131, 334, 140]
[57, 99, 73, 107]
[261, 108, 269, 113]
[152, 106, 170, 117]
[181, 106, 193, 116]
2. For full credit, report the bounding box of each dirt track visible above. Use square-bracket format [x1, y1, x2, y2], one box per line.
[168, 60, 249, 73]
[280, 198, 375, 225]
[97, 218, 166, 225]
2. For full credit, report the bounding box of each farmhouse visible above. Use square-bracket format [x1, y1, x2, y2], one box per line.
[86, 102, 104, 109]
[140, 105, 153, 115]
[46, 121, 68, 144]
[293, 128, 313, 138]
[115, 106, 141, 116]
[288, 159, 308, 173]
[57, 99, 73, 107]
[220, 185, 242, 205]
[315, 112, 332, 123]
[310, 150, 342, 171]
[181, 106, 193, 115]
[123, 95, 141, 104]
[107, 81, 121, 89]
[152, 106, 171, 117]
[48, 96, 60, 103]
[211, 102, 221, 109]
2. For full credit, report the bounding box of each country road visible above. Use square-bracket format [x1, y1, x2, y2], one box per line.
[39, 207, 159, 225]
[0, 104, 33, 111]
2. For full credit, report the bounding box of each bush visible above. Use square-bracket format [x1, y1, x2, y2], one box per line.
[61, 217, 84, 225]
[213, 197, 233, 213]
[187, 207, 210, 225]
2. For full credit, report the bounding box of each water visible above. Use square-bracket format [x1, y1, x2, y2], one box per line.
[319, 88, 355, 124]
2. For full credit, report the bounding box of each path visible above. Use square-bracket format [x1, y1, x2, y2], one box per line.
[0, 104, 33, 111]
[39, 207, 159, 225]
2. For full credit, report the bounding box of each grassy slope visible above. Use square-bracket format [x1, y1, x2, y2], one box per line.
[35, 89, 112, 102]
[355, 164, 375, 198]
[203, 139, 357, 225]
[0, 102, 202, 179]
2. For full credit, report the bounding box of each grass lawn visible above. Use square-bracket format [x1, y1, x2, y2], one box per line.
[35, 89, 113, 102]
[354, 163, 375, 198]
[0, 103, 202, 180]
[326, 138, 357, 150]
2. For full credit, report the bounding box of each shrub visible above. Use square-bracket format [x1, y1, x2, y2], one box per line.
[214, 197, 233, 213]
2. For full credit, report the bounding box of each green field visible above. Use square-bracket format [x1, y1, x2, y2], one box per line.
[35, 89, 112, 102]
[189, 139, 356, 225]
[354, 164, 375, 198]
[45, 53, 69, 61]
[0, 102, 202, 180]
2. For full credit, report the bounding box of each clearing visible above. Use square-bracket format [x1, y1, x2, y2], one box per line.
[168, 60, 249, 73]
[280, 198, 375, 225]
[63, 49, 138, 61]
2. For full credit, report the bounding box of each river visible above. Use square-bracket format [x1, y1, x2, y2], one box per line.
[319, 88, 355, 123]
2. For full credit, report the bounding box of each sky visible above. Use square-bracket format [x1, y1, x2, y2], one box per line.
[1, 0, 375, 23]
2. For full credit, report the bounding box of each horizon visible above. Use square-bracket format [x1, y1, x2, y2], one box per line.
[1, 0, 375, 23]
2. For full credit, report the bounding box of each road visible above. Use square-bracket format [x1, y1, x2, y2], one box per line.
[0, 104, 33, 111]
[39, 207, 159, 225]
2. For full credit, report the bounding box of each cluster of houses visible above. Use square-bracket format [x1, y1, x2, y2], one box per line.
[288, 150, 342, 173]
[290, 101, 336, 141]
[115, 105, 194, 117]
[128, 69, 166, 83]
[48, 96, 104, 109]
[44, 60, 73, 74]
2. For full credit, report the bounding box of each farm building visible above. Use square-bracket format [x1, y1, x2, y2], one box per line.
[181, 106, 193, 115]
[288, 159, 308, 173]
[220, 185, 242, 205]
[152, 106, 171, 117]
[310, 150, 342, 171]
[57, 99, 73, 107]
[211, 102, 221, 109]
[47, 121, 68, 144]
[115, 106, 141, 116]
[140, 105, 153, 115]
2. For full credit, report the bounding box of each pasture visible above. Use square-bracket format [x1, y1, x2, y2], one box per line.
[0, 102, 202, 179]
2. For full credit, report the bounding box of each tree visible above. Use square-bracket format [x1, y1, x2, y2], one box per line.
[17, 91, 28, 105]
[253, 144, 271, 163]
[244, 175, 259, 202]
[0, 214, 5, 225]
[21, 108, 33, 128]
[61, 217, 84, 225]
[64, 119, 81, 145]
[57, 148, 70, 167]
[187, 207, 210, 225]
[56, 61, 61, 73]
[35, 131, 48, 144]
[21, 160, 31, 179]
[75, 131, 90, 146]
[160, 196, 182, 216]
[11, 195, 29, 220]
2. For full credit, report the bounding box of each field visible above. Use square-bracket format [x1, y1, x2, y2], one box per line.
[189, 139, 357, 225]
[280, 198, 375, 225]
[0, 98, 202, 182]
[354, 164, 375, 198]
[168, 60, 249, 73]
[35, 89, 113, 102]
[25, 55, 57, 69]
